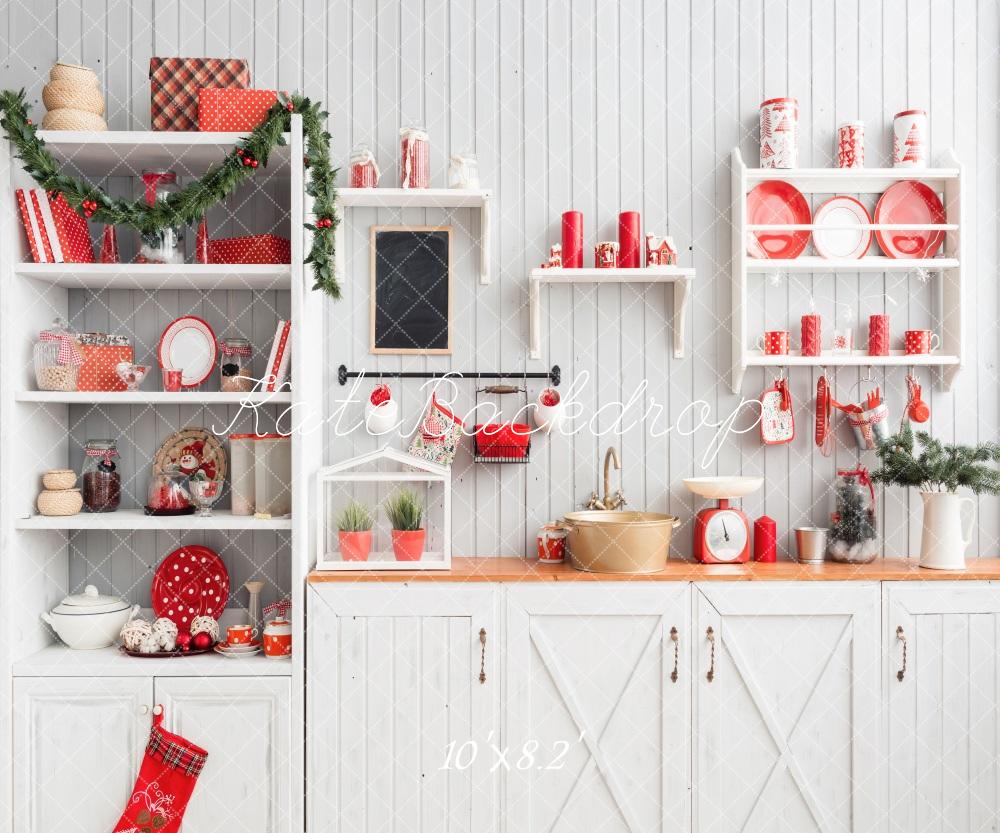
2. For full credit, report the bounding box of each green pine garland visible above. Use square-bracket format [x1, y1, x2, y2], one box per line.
[0, 88, 341, 298]
[871, 424, 1000, 494]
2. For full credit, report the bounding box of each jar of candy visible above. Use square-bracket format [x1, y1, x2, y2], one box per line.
[400, 126, 430, 189]
[219, 337, 254, 392]
[80, 439, 121, 513]
[349, 144, 380, 188]
[34, 318, 82, 391]
[827, 468, 879, 563]
[138, 170, 185, 264]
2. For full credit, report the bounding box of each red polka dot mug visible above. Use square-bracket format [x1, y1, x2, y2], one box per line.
[904, 329, 940, 355]
[756, 330, 791, 356]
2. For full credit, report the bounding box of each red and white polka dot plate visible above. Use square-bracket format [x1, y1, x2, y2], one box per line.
[151, 545, 229, 629]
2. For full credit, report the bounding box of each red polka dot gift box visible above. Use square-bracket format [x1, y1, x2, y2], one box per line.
[74, 332, 133, 392]
[197, 88, 284, 132]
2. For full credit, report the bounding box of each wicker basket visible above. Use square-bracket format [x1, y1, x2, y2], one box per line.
[42, 469, 77, 491]
[49, 61, 99, 86]
[43, 81, 105, 116]
[41, 108, 107, 132]
[37, 488, 83, 516]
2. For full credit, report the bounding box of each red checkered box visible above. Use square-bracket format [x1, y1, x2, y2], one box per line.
[149, 57, 250, 131]
[198, 88, 282, 131]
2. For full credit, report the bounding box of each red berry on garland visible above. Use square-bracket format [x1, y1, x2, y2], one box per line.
[286, 102, 294, 112]
[250, 159, 258, 168]
[26, 118, 32, 125]
[191, 631, 213, 651]
[175, 631, 193, 652]
[236, 148, 244, 156]
[303, 156, 310, 168]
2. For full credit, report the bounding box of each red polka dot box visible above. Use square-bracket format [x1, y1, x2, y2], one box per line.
[197, 88, 283, 132]
[151, 544, 230, 631]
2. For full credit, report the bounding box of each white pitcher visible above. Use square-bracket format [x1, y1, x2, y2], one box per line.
[919, 491, 975, 570]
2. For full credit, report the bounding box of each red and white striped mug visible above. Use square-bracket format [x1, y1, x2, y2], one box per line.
[756, 330, 791, 356]
[904, 329, 940, 355]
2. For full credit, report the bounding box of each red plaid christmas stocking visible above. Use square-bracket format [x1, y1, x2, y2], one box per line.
[112, 706, 208, 833]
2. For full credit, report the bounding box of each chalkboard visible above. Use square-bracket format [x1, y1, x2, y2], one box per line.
[370, 225, 452, 354]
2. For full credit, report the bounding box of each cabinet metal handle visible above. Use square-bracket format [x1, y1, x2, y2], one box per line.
[669, 627, 679, 683]
[706, 626, 716, 682]
[479, 628, 487, 684]
[896, 626, 907, 682]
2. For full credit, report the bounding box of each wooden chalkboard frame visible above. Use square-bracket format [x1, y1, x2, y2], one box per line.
[369, 225, 453, 355]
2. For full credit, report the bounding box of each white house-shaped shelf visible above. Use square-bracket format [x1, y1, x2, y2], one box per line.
[315, 446, 452, 571]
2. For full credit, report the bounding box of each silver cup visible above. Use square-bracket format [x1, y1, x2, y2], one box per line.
[794, 527, 828, 564]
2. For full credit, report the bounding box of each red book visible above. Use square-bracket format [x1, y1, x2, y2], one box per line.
[264, 320, 291, 392]
[36, 193, 94, 263]
[16, 189, 49, 262]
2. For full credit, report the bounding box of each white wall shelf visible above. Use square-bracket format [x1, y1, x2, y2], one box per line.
[334, 187, 492, 283]
[16, 390, 292, 405]
[528, 266, 696, 360]
[16, 262, 291, 290]
[14, 509, 292, 531]
[730, 147, 964, 393]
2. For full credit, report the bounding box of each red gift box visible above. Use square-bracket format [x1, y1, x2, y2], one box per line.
[16, 189, 95, 263]
[197, 88, 283, 131]
[149, 57, 250, 131]
[198, 227, 291, 264]
[76, 342, 134, 392]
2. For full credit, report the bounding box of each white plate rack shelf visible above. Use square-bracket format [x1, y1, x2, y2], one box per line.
[0, 124, 323, 833]
[730, 147, 964, 393]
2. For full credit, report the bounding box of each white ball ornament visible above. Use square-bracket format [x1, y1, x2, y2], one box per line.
[138, 634, 160, 654]
[151, 617, 179, 650]
[120, 618, 152, 652]
[190, 615, 220, 641]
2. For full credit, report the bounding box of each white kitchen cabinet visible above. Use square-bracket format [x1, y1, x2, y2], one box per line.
[13, 677, 151, 833]
[155, 676, 291, 833]
[505, 584, 691, 833]
[693, 582, 881, 833]
[885, 583, 1000, 833]
[307, 583, 499, 833]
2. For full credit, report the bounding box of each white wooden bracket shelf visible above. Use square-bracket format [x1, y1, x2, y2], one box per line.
[334, 187, 492, 284]
[730, 147, 964, 393]
[528, 266, 696, 360]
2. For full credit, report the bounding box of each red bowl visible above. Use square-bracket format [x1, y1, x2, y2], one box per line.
[474, 423, 531, 458]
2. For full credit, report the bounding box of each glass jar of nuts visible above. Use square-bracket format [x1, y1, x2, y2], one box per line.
[219, 337, 254, 393]
[34, 318, 82, 391]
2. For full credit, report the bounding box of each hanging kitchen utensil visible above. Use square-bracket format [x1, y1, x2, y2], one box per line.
[815, 371, 833, 457]
[905, 373, 930, 423]
[837, 369, 890, 451]
[473, 376, 532, 463]
[760, 373, 794, 445]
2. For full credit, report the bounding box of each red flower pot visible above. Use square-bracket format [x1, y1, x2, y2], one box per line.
[339, 530, 372, 562]
[391, 529, 426, 562]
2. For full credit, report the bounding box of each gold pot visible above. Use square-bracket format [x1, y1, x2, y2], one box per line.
[561, 511, 680, 574]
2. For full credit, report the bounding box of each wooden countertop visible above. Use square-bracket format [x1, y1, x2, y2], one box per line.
[308, 556, 1000, 583]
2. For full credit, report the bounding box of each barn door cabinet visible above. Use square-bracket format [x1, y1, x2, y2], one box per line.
[884, 582, 1000, 833]
[13, 676, 291, 833]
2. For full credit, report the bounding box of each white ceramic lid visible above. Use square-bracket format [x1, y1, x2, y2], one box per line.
[52, 584, 130, 615]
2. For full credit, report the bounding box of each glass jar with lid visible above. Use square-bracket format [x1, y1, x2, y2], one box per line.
[219, 337, 254, 392]
[349, 143, 380, 188]
[34, 318, 82, 391]
[399, 126, 429, 188]
[80, 439, 121, 513]
[448, 152, 479, 189]
[138, 170, 185, 264]
[827, 467, 879, 563]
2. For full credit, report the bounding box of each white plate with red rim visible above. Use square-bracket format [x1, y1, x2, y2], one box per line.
[812, 195, 873, 259]
[158, 315, 218, 388]
[214, 643, 261, 657]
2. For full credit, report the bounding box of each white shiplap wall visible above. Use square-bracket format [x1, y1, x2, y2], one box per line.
[3, 0, 998, 559]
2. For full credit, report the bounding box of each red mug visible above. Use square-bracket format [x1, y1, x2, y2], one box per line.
[537, 524, 567, 563]
[756, 330, 790, 355]
[226, 625, 257, 645]
[904, 329, 940, 355]
[161, 368, 183, 392]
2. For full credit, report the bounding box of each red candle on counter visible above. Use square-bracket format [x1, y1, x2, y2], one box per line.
[868, 313, 890, 356]
[754, 515, 777, 563]
[618, 211, 641, 268]
[561, 211, 584, 268]
[801, 313, 822, 357]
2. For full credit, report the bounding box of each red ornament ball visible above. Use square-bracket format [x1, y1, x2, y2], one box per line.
[191, 631, 213, 651]
[286, 101, 294, 112]
[175, 631, 193, 652]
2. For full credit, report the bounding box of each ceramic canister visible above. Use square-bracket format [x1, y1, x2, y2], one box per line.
[263, 617, 293, 658]
[760, 97, 799, 169]
[893, 109, 928, 168]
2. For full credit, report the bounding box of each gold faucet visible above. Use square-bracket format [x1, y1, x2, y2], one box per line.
[585, 446, 627, 510]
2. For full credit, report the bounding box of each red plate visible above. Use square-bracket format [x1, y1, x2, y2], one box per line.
[151, 545, 229, 629]
[746, 181, 811, 259]
[874, 180, 945, 259]
[157, 315, 218, 388]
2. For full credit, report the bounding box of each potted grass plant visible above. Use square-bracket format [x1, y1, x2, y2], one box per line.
[337, 501, 374, 562]
[385, 489, 425, 562]
[872, 425, 1000, 570]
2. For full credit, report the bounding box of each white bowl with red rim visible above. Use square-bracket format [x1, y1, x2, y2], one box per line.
[533, 387, 564, 434]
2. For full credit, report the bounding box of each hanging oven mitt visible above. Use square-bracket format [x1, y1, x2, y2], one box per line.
[112, 706, 208, 833]
[760, 377, 794, 445]
[408, 393, 464, 466]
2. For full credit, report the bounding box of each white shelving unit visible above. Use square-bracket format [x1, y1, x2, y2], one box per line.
[730, 147, 964, 393]
[528, 266, 696, 359]
[0, 124, 321, 833]
[334, 186, 492, 283]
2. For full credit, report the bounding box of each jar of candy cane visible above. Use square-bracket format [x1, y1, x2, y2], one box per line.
[400, 126, 430, 189]
[349, 144, 380, 188]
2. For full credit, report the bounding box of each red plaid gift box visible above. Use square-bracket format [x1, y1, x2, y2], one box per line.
[75, 333, 133, 391]
[149, 57, 250, 131]
[198, 88, 283, 131]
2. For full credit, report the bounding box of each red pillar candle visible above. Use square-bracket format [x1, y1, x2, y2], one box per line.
[800, 313, 822, 357]
[618, 211, 641, 268]
[754, 515, 777, 563]
[561, 211, 583, 268]
[868, 313, 890, 356]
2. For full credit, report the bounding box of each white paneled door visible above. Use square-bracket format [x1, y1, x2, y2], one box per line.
[155, 677, 291, 833]
[505, 584, 691, 833]
[885, 583, 1000, 833]
[13, 677, 151, 833]
[693, 583, 881, 833]
[307, 584, 500, 833]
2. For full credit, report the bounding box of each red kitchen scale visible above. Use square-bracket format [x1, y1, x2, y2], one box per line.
[683, 476, 764, 564]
